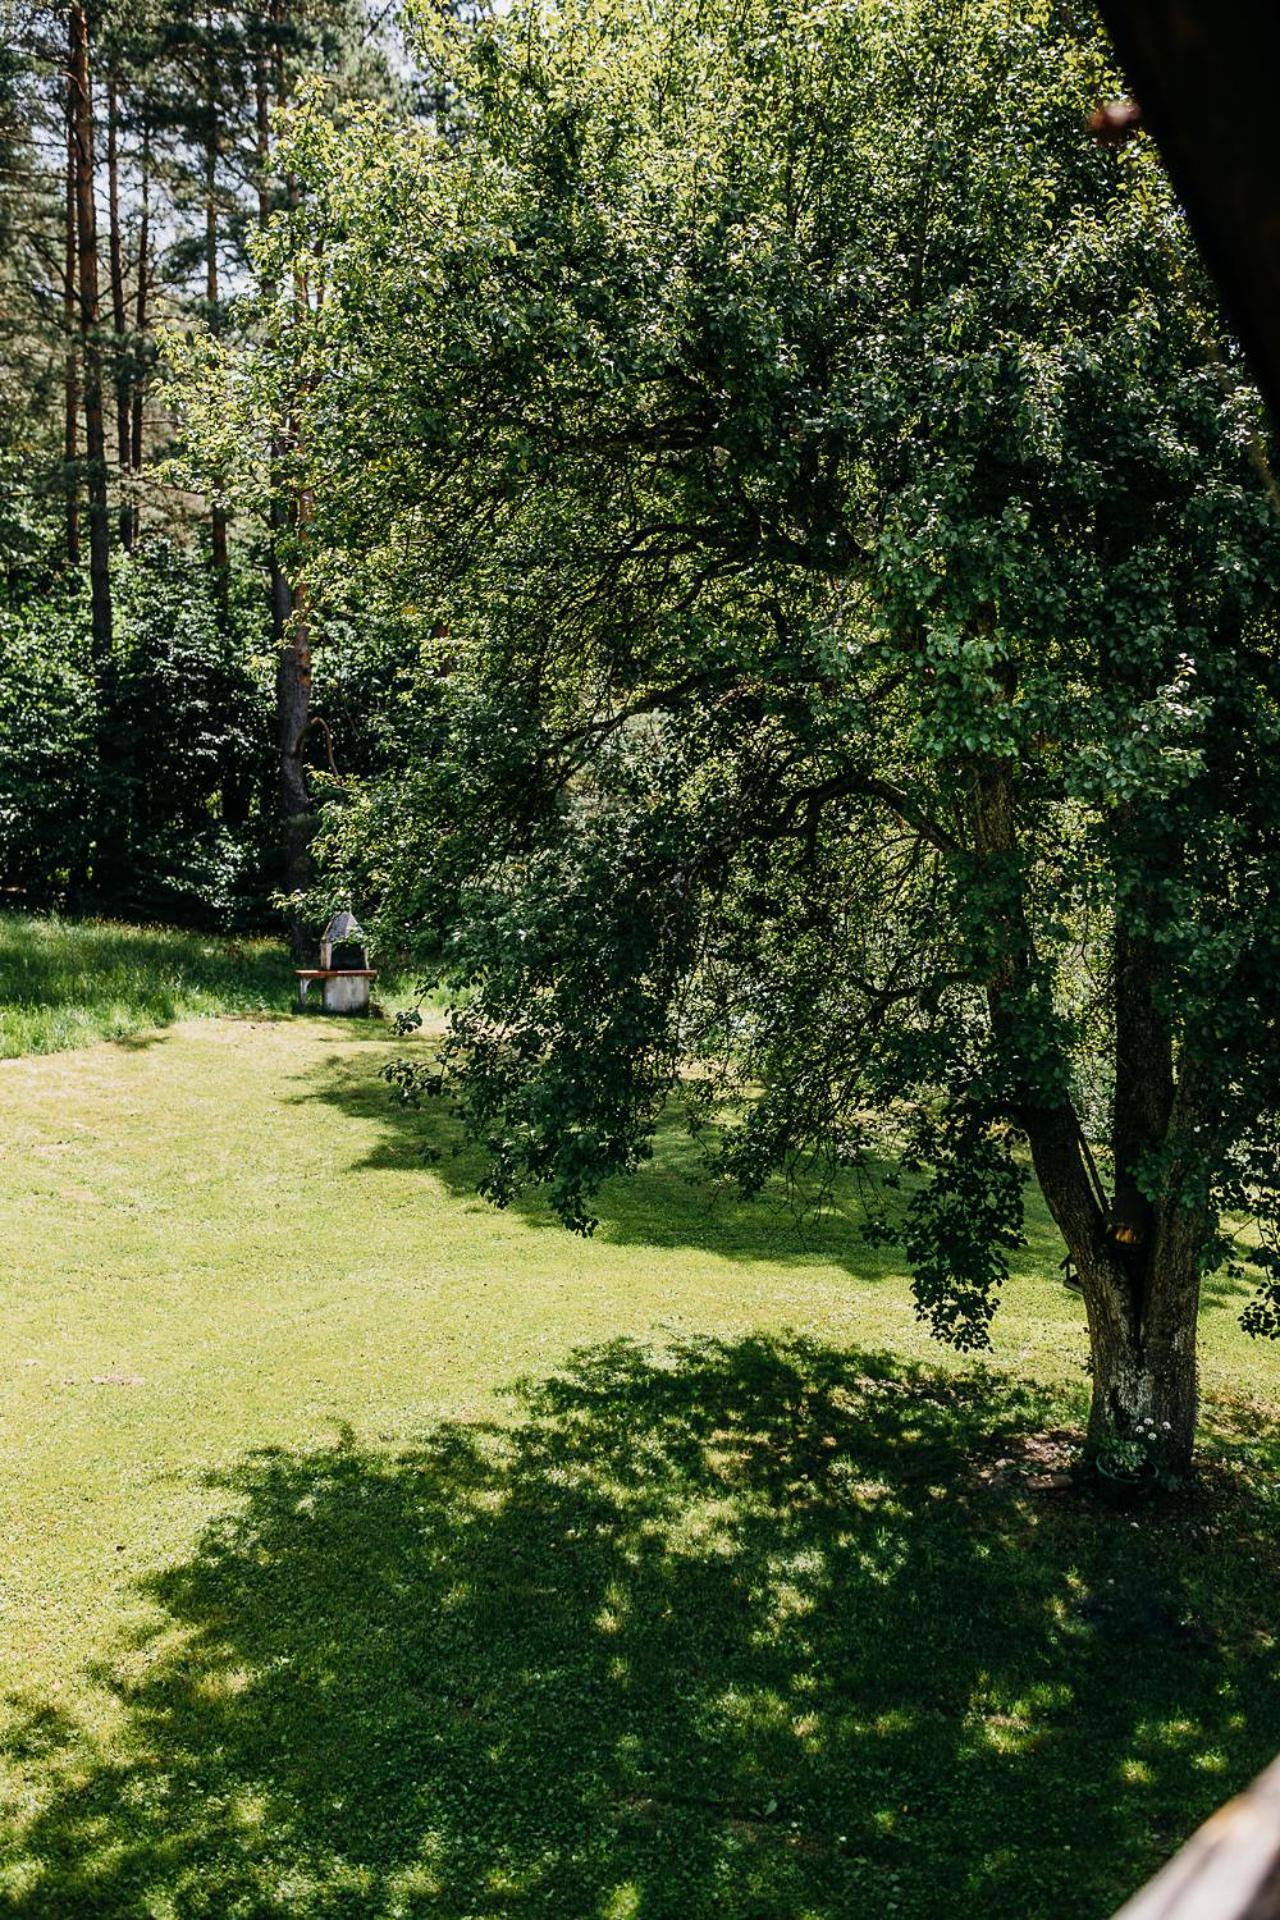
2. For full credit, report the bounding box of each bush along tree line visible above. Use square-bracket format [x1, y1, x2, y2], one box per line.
[0, 0, 435, 931]
[183, 0, 1280, 1474]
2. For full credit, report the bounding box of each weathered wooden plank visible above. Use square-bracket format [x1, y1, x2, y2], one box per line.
[1114, 1756, 1280, 1919]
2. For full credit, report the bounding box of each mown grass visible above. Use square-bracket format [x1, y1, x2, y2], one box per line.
[2, 1008, 1280, 1917]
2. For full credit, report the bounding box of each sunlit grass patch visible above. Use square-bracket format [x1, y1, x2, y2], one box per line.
[0, 911, 423, 1056]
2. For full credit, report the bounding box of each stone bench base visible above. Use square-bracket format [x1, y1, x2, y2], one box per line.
[296, 969, 377, 1016]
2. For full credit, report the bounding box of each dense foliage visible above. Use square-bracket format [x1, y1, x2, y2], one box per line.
[0, 543, 269, 919]
[184, 0, 1280, 1466]
[0, 535, 427, 922]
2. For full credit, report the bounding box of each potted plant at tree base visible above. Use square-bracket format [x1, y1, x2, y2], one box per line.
[1094, 1418, 1163, 1505]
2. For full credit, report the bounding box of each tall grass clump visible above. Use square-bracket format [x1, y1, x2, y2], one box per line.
[0, 914, 295, 1056]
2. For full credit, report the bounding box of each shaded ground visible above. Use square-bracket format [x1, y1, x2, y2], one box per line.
[5, 1337, 1279, 1919]
[291, 1024, 1072, 1281]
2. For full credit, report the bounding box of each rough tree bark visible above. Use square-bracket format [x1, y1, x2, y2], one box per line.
[276, 545, 315, 961]
[265, 7, 314, 960]
[69, 0, 112, 664]
[106, 68, 131, 550]
[971, 762, 1204, 1472]
[205, 3, 229, 625]
[130, 121, 149, 487]
[256, 32, 293, 647]
[62, 102, 79, 569]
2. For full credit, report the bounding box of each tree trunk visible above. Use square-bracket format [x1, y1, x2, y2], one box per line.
[70, 0, 112, 666]
[1017, 1070, 1203, 1476]
[268, 485, 294, 641]
[106, 69, 131, 550]
[256, 40, 293, 646]
[277, 565, 314, 960]
[1085, 1301, 1198, 1470]
[1068, 1225, 1200, 1472]
[205, 4, 230, 625]
[130, 122, 149, 486]
[62, 104, 79, 569]
[970, 756, 1204, 1475]
[267, 5, 312, 960]
[254, 40, 272, 231]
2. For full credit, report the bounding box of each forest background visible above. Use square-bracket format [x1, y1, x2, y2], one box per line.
[0, 0, 435, 936]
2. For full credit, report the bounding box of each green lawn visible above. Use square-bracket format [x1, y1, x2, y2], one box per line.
[2, 1006, 1279, 1917]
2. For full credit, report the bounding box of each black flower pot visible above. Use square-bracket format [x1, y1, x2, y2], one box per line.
[1095, 1456, 1157, 1507]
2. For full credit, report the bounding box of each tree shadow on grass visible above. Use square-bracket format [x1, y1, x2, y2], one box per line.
[293, 1049, 1264, 1379]
[5, 1337, 1278, 1919]
[290, 1043, 962, 1279]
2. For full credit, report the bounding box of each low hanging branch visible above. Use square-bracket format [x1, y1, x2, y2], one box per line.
[294, 712, 339, 777]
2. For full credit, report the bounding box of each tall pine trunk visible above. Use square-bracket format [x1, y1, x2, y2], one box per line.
[69, 0, 112, 665]
[265, 6, 314, 960]
[276, 567, 315, 959]
[106, 69, 131, 550]
[130, 122, 149, 485]
[205, 3, 229, 624]
[256, 39, 292, 648]
[62, 105, 79, 569]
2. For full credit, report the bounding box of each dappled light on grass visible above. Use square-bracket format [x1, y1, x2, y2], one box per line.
[4, 1337, 1277, 1919]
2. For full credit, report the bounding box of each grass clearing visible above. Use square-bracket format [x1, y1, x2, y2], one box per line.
[1, 1012, 1279, 1916]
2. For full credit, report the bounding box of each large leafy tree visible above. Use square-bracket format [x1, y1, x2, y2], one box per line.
[205, 0, 1280, 1469]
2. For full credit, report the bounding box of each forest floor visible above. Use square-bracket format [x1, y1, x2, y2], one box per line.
[3, 1009, 1280, 1917]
